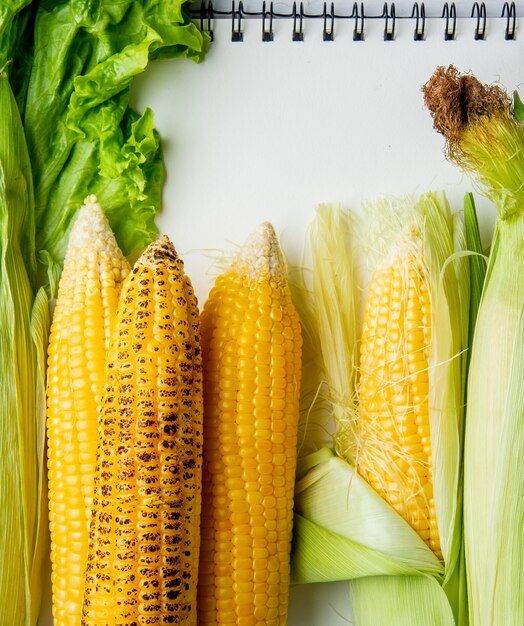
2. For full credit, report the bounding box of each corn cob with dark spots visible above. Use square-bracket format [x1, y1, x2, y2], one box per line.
[81, 236, 203, 626]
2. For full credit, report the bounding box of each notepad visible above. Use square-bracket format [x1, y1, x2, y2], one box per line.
[39, 2, 524, 624]
[129, 6, 524, 624]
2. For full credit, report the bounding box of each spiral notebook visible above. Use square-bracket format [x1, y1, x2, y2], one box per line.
[129, 5, 522, 623]
[41, 2, 523, 625]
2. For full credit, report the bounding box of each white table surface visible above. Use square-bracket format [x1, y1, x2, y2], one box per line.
[40, 6, 522, 624]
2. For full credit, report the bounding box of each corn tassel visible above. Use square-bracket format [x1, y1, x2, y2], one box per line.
[46, 195, 129, 626]
[198, 223, 302, 626]
[82, 236, 203, 625]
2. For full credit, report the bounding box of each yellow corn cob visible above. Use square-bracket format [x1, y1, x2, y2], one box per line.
[357, 244, 441, 559]
[81, 235, 203, 626]
[198, 223, 302, 626]
[46, 195, 130, 626]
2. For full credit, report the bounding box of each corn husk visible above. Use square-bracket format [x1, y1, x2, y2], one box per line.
[292, 193, 469, 625]
[0, 72, 49, 625]
[292, 205, 358, 456]
[462, 130, 524, 626]
[464, 210, 524, 625]
[424, 66, 524, 625]
[463, 193, 487, 353]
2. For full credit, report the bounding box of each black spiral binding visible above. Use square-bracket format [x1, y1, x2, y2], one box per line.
[384, 3, 396, 40]
[231, 1, 243, 41]
[412, 2, 426, 40]
[353, 2, 365, 40]
[292, 2, 305, 41]
[503, 1, 517, 39]
[196, 1, 518, 42]
[262, 2, 274, 41]
[442, 3, 456, 40]
[323, 3, 335, 41]
[471, 2, 487, 39]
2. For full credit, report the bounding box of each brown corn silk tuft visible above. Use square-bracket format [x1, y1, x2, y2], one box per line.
[82, 236, 203, 625]
[422, 65, 511, 160]
[198, 222, 302, 626]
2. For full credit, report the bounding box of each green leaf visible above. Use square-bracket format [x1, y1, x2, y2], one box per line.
[0, 1, 33, 68]
[464, 218, 524, 626]
[350, 575, 455, 626]
[512, 90, 524, 123]
[292, 515, 420, 584]
[0, 73, 42, 626]
[292, 451, 455, 625]
[28, 287, 50, 626]
[21, 0, 210, 294]
[293, 451, 444, 582]
[463, 192, 487, 356]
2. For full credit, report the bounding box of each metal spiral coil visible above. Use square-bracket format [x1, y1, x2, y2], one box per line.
[193, 1, 518, 42]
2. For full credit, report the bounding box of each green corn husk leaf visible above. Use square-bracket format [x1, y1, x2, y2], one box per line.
[292, 195, 469, 626]
[463, 137, 524, 626]
[289, 204, 358, 455]
[513, 90, 524, 123]
[463, 192, 487, 356]
[350, 575, 456, 626]
[311, 204, 358, 423]
[456, 194, 486, 626]
[448, 209, 470, 626]
[464, 216, 524, 626]
[424, 66, 524, 626]
[293, 450, 444, 580]
[0, 72, 47, 626]
[28, 286, 50, 624]
[292, 451, 452, 626]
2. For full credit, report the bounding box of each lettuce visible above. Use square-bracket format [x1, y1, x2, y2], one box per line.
[0, 2, 33, 69]
[15, 0, 209, 294]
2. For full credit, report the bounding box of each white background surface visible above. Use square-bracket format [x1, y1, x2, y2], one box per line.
[132, 13, 522, 307]
[41, 5, 523, 625]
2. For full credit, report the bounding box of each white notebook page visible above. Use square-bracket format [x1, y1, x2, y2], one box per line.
[40, 4, 524, 625]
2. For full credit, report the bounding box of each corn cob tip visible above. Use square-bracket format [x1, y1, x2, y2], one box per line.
[138, 235, 181, 269]
[67, 195, 122, 259]
[377, 223, 423, 272]
[232, 221, 286, 284]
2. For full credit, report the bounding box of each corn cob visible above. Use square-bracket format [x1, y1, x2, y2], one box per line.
[424, 65, 524, 626]
[197, 223, 302, 626]
[356, 239, 441, 559]
[81, 236, 203, 625]
[46, 195, 130, 626]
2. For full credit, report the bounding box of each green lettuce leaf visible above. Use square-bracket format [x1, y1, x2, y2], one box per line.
[21, 0, 209, 293]
[0, 1, 33, 70]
